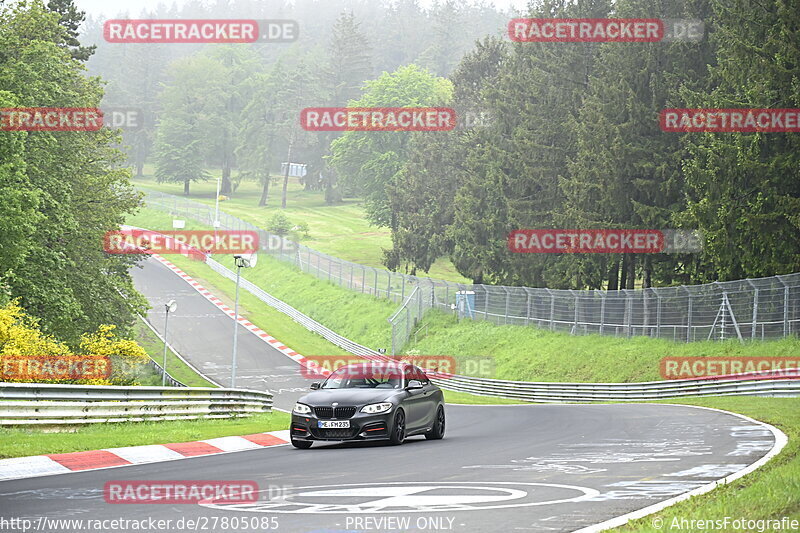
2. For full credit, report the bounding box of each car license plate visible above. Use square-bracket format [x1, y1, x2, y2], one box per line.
[318, 420, 350, 428]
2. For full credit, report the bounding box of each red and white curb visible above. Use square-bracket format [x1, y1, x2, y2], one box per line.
[153, 254, 311, 369]
[0, 430, 291, 482]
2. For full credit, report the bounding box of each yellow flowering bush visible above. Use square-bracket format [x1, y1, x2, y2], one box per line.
[0, 302, 149, 385]
[79, 325, 149, 385]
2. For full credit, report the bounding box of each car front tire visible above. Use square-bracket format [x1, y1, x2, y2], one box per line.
[425, 406, 445, 440]
[291, 438, 313, 449]
[388, 409, 406, 445]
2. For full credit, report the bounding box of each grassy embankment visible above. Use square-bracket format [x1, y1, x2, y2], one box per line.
[132, 169, 468, 282]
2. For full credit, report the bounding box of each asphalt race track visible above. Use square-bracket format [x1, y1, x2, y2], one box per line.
[130, 257, 312, 410]
[0, 257, 779, 533]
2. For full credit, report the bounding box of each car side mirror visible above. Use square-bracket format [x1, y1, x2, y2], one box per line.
[406, 380, 423, 390]
[310, 382, 320, 390]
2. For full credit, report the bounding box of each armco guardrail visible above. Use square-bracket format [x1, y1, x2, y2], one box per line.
[0, 383, 272, 425]
[427, 370, 800, 403]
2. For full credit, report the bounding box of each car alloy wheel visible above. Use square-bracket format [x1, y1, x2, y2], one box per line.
[426, 406, 445, 440]
[389, 409, 405, 445]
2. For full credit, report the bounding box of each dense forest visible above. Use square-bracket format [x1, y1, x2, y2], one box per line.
[81, 0, 799, 291]
[1, 0, 798, 342]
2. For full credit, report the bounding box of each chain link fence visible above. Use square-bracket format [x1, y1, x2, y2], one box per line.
[143, 190, 800, 353]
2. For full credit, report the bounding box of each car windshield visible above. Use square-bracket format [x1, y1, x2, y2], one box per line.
[321, 363, 404, 389]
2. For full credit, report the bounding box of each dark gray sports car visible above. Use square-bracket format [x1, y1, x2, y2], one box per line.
[289, 361, 445, 448]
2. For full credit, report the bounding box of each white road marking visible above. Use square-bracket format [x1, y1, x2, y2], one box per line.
[200, 481, 600, 514]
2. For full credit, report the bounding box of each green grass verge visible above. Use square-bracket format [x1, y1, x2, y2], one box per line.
[613, 396, 800, 531]
[442, 389, 527, 404]
[132, 170, 469, 282]
[0, 412, 291, 459]
[134, 317, 216, 387]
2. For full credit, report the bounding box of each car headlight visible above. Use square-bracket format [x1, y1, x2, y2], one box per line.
[293, 403, 312, 415]
[361, 402, 393, 414]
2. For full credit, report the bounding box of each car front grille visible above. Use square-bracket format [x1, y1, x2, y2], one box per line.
[312, 427, 359, 439]
[314, 406, 356, 419]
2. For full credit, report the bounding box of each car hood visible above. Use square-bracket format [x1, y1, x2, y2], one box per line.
[298, 388, 398, 406]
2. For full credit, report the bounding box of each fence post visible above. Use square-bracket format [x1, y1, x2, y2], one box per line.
[625, 290, 632, 338]
[746, 279, 758, 340]
[570, 290, 579, 332]
[349, 264, 353, 289]
[503, 287, 511, 325]
[387, 272, 392, 300]
[655, 291, 662, 338]
[684, 287, 693, 342]
[374, 268, 378, 297]
[484, 286, 489, 321]
[524, 288, 532, 326]
[391, 318, 398, 356]
[546, 289, 555, 330]
[775, 276, 791, 337]
[362, 266, 366, 293]
[406, 306, 411, 343]
[599, 292, 606, 335]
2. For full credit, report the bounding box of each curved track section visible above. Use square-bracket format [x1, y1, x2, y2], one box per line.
[130, 257, 311, 410]
[0, 257, 781, 533]
[0, 403, 780, 532]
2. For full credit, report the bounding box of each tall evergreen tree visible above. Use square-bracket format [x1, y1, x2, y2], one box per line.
[46, 0, 95, 61]
[675, 0, 800, 280]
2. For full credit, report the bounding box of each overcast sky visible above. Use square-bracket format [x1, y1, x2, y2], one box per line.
[76, 0, 531, 19]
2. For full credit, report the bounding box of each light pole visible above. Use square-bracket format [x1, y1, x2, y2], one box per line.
[214, 176, 221, 228]
[162, 299, 177, 386]
[231, 252, 258, 388]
